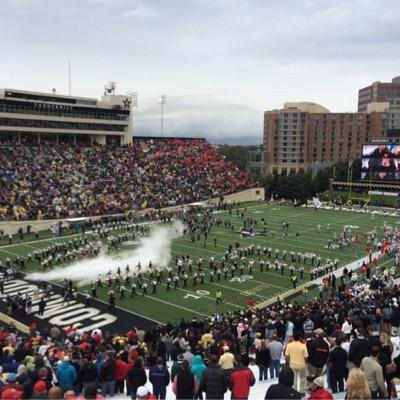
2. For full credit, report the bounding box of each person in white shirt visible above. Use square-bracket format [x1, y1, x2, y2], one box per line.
[390, 327, 400, 360]
[342, 318, 352, 336]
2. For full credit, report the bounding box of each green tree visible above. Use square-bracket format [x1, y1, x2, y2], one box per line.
[217, 145, 258, 171]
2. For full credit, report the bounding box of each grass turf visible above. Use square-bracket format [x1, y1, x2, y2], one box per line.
[0, 203, 395, 324]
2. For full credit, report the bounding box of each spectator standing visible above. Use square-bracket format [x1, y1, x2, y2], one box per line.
[182, 346, 194, 367]
[306, 376, 333, 400]
[228, 354, 255, 400]
[0, 373, 24, 398]
[255, 340, 270, 381]
[200, 354, 227, 400]
[327, 336, 348, 393]
[55, 356, 77, 394]
[285, 331, 309, 394]
[80, 356, 99, 392]
[306, 329, 330, 376]
[360, 346, 388, 399]
[264, 366, 302, 400]
[127, 359, 147, 400]
[171, 354, 184, 383]
[348, 328, 371, 368]
[267, 335, 283, 379]
[100, 352, 116, 397]
[345, 368, 372, 400]
[172, 360, 199, 400]
[149, 357, 170, 400]
[191, 355, 206, 400]
[115, 353, 128, 394]
[136, 386, 157, 400]
[218, 346, 235, 371]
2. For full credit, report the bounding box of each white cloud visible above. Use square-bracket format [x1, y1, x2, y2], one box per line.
[0, 0, 399, 143]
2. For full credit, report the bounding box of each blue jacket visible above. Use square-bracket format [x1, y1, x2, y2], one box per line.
[56, 362, 77, 389]
[149, 364, 170, 391]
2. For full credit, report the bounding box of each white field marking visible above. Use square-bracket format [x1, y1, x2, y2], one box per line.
[210, 229, 355, 256]
[134, 273, 245, 308]
[168, 249, 282, 299]
[0, 220, 160, 250]
[310, 251, 392, 286]
[205, 230, 355, 259]
[0, 237, 215, 319]
[49, 271, 208, 321]
[122, 290, 211, 318]
[211, 214, 373, 255]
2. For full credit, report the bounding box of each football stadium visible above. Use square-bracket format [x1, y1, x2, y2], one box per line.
[1, 2, 400, 400]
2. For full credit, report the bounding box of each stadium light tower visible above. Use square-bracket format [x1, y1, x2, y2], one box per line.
[159, 95, 167, 137]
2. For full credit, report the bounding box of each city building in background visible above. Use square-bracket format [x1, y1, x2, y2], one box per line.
[0, 83, 133, 146]
[358, 76, 400, 112]
[265, 77, 400, 176]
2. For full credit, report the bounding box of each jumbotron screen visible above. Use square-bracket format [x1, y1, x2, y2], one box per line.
[360, 144, 400, 182]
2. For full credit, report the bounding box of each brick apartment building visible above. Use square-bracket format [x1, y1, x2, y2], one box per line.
[264, 77, 400, 176]
[358, 76, 400, 112]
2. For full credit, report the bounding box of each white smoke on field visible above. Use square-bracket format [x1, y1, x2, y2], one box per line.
[26, 221, 184, 286]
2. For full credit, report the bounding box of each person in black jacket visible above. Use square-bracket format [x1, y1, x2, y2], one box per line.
[328, 336, 348, 393]
[348, 328, 371, 368]
[265, 366, 302, 400]
[127, 359, 147, 400]
[80, 357, 98, 392]
[149, 357, 170, 400]
[100, 351, 116, 397]
[173, 360, 198, 400]
[200, 355, 227, 400]
[306, 329, 330, 376]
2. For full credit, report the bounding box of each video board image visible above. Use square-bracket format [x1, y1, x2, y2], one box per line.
[360, 144, 400, 182]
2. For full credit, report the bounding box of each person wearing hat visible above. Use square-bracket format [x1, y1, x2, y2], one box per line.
[136, 386, 156, 400]
[171, 354, 184, 383]
[306, 329, 329, 377]
[0, 373, 24, 398]
[306, 375, 333, 400]
[32, 379, 48, 400]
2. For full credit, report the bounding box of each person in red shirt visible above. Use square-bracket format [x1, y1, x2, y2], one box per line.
[247, 297, 255, 308]
[114, 353, 128, 394]
[228, 354, 255, 400]
[306, 376, 333, 400]
[136, 386, 156, 400]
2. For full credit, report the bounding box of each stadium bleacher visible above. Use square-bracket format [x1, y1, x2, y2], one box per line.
[0, 138, 257, 221]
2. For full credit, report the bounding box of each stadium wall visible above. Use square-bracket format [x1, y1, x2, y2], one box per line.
[0, 188, 265, 235]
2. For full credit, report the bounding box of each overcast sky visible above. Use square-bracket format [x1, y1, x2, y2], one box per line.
[0, 0, 399, 144]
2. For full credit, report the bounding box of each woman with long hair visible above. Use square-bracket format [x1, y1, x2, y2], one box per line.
[172, 360, 199, 400]
[345, 368, 371, 400]
[379, 332, 395, 399]
[255, 340, 271, 381]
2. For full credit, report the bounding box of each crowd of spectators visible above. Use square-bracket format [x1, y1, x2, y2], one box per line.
[0, 138, 257, 221]
[0, 260, 400, 399]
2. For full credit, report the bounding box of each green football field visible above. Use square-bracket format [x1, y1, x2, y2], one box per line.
[0, 203, 396, 324]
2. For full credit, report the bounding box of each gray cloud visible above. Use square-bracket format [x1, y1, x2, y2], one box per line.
[0, 0, 399, 143]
